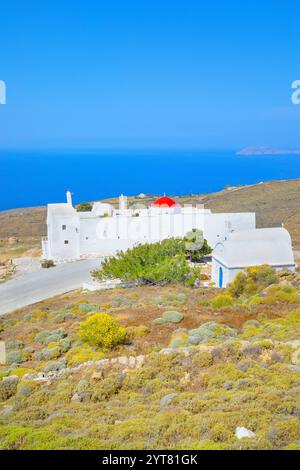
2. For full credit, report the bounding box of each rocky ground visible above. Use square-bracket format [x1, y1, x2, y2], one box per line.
[1, 178, 300, 248]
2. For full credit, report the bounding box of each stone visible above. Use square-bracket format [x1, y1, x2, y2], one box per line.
[91, 371, 104, 381]
[180, 372, 191, 386]
[0, 376, 19, 400]
[71, 392, 83, 403]
[3, 375, 19, 385]
[236, 362, 250, 372]
[285, 340, 300, 349]
[223, 381, 233, 390]
[288, 365, 300, 372]
[1, 405, 13, 417]
[128, 356, 136, 368]
[236, 379, 251, 390]
[23, 373, 34, 380]
[64, 313, 77, 320]
[291, 347, 300, 366]
[244, 320, 260, 327]
[242, 344, 262, 357]
[271, 351, 283, 363]
[117, 356, 128, 366]
[160, 393, 178, 407]
[235, 427, 256, 439]
[95, 359, 109, 367]
[135, 355, 145, 368]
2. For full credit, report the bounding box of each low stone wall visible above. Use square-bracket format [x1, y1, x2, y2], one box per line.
[24, 354, 146, 384]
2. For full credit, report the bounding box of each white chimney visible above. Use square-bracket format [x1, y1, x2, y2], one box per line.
[119, 194, 127, 211]
[66, 190, 72, 205]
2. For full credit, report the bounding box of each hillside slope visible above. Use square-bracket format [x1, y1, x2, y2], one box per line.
[1, 269, 300, 450]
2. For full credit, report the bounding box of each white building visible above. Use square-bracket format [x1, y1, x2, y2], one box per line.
[42, 191, 256, 262]
[212, 227, 295, 288]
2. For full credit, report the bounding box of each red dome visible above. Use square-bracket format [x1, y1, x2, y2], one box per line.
[150, 196, 179, 207]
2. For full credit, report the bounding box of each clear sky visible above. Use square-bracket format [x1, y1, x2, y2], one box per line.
[0, 0, 300, 149]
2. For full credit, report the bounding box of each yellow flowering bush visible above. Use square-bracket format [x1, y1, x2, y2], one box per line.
[78, 313, 126, 349]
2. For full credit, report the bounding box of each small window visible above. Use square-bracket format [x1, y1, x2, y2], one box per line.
[64, 240, 69, 244]
[62, 225, 66, 230]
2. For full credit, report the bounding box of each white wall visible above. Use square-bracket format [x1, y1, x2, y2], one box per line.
[204, 212, 256, 249]
[45, 205, 255, 261]
[47, 214, 80, 260]
[211, 259, 237, 288]
[212, 257, 296, 288]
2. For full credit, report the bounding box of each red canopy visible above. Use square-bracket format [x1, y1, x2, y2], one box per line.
[150, 196, 179, 207]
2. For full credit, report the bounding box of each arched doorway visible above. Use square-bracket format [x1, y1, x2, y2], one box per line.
[219, 267, 223, 288]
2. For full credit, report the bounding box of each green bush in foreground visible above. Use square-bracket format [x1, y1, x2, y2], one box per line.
[78, 313, 126, 349]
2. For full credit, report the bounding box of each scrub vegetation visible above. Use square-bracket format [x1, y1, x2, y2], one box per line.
[1, 266, 300, 450]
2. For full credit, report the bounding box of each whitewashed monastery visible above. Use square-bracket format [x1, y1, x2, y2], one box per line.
[42, 191, 295, 288]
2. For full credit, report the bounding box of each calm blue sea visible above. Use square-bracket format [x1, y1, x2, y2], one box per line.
[1, 149, 300, 211]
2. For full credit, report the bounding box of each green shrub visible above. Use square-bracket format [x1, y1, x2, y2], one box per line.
[162, 311, 184, 323]
[24, 313, 32, 321]
[43, 359, 66, 373]
[9, 368, 34, 378]
[126, 325, 149, 341]
[188, 322, 237, 344]
[7, 340, 24, 350]
[34, 346, 62, 361]
[267, 418, 300, 447]
[169, 331, 189, 348]
[211, 294, 233, 309]
[6, 350, 26, 365]
[59, 338, 71, 352]
[0, 376, 19, 400]
[228, 265, 277, 298]
[193, 351, 213, 368]
[78, 313, 126, 349]
[152, 292, 187, 307]
[52, 313, 66, 323]
[77, 303, 99, 313]
[259, 283, 299, 305]
[184, 229, 212, 261]
[65, 346, 104, 366]
[177, 293, 187, 303]
[34, 328, 67, 345]
[93, 238, 200, 286]
[18, 382, 35, 397]
[41, 259, 55, 268]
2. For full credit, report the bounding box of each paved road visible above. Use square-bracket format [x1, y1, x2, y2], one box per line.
[0, 259, 102, 315]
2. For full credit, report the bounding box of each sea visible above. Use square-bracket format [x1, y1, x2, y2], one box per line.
[1, 148, 300, 211]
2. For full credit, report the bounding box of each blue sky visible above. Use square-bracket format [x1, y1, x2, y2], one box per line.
[0, 0, 299, 149]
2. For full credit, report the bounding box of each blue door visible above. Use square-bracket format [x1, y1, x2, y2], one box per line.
[219, 267, 223, 288]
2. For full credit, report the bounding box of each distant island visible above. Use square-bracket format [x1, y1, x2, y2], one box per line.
[237, 146, 300, 155]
